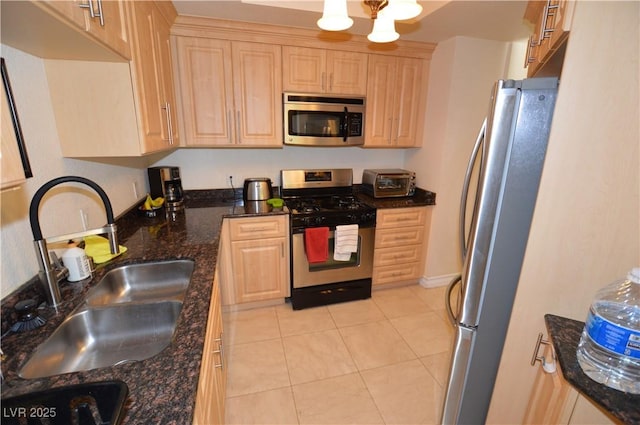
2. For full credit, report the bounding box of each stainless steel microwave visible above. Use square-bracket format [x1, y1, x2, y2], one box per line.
[362, 169, 416, 198]
[283, 92, 365, 146]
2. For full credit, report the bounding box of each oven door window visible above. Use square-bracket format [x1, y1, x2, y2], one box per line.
[288, 111, 344, 137]
[376, 176, 409, 194]
[308, 235, 361, 271]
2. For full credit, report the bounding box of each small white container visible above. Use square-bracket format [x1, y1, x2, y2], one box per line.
[62, 246, 92, 282]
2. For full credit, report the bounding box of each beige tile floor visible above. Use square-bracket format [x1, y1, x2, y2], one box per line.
[223, 284, 455, 425]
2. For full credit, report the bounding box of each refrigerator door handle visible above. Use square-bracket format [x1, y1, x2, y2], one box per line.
[445, 274, 462, 326]
[441, 325, 476, 425]
[459, 118, 486, 260]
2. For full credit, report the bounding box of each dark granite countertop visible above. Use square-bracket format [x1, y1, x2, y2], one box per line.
[0, 190, 288, 424]
[355, 186, 436, 209]
[544, 314, 640, 424]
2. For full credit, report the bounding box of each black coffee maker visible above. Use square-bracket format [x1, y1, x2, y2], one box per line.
[148, 166, 184, 211]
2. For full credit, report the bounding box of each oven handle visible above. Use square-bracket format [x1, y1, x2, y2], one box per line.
[292, 223, 375, 234]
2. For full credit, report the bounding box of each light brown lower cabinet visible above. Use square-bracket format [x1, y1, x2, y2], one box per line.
[372, 207, 431, 286]
[193, 269, 226, 425]
[523, 337, 617, 424]
[524, 340, 578, 424]
[219, 215, 291, 306]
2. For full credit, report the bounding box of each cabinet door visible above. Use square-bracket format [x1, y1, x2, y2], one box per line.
[523, 342, 578, 424]
[283, 47, 367, 95]
[156, 9, 179, 146]
[231, 237, 288, 303]
[174, 37, 234, 146]
[128, 1, 174, 153]
[282, 46, 326, 93]
[364, 55, 425, 147]
[231, 41, 282, 146]
[84, 0, 131, 59]
[326, 51, 368, 95]
[193, 275, 226, 425]
[1, 84, 26, 190]
[364, 55, 396, 147]
[394, 57, 424, 147]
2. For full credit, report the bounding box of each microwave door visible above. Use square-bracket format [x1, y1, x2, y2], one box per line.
[343, 107, 348, 142]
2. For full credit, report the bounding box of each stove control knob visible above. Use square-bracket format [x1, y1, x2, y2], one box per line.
[308, 216, 324, 226]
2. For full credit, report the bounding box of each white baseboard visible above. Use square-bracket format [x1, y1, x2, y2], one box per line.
[419, 273, 460, 288]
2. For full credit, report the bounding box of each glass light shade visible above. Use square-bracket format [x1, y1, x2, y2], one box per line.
[317, 0, 353, 31]
[385, 0, 422, 20]
[367, 9, 399, 43]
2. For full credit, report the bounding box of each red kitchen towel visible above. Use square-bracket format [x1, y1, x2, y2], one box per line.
[304, 227, 329, 263]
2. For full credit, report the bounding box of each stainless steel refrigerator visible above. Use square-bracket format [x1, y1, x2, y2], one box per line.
[441, 77, 559, 424]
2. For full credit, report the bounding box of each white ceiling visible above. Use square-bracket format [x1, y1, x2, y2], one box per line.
[172, 0, 533, 44]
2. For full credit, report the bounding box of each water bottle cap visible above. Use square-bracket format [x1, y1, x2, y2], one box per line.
[628, 267, 640, 284]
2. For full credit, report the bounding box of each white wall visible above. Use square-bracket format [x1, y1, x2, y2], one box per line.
[152, 146, 405, 189]
[405, 36, 526, 284]
[0, 45, 149, 297]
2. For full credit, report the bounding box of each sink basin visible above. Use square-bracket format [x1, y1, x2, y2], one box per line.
[19, 301, 182, 379]
[84, 259, 194, 306]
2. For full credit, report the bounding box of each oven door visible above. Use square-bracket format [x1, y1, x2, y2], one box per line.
[292, 226, 374, 288]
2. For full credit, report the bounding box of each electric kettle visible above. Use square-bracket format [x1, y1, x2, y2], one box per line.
[243, 178, 273, 201]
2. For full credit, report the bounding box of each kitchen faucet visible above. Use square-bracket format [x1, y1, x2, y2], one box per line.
[29, 176, 119, 307]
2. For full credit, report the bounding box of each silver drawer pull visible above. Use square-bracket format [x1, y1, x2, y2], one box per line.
[213, 333, 224, 369]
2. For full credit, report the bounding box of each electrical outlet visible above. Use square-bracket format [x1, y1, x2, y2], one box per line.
[80, 209, 89, 231]
[132, 181, 139, 199]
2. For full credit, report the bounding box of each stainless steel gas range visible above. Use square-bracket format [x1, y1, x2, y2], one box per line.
[281, 169, 376, 310]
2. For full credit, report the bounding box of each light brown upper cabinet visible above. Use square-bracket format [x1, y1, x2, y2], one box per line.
[1, 0, 130, 61]
[364, 55, 427, 148]
[44, 1, 179, 157]
[282, 46, 368, 95]
[127, 0, 179, 151]
[524, 0, 575, 77]
[173, 37, 283, 147]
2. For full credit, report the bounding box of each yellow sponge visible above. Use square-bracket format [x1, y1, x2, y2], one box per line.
[84, 235, 127, 264]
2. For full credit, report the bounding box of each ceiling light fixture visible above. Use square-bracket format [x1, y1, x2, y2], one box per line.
[317, 0, 354, 31]
[317, 0, 422, 43]
[367, 8, 399, 43]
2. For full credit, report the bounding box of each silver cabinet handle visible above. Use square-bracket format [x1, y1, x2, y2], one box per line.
[530, 332, 551, 366]
[79, 0, 104, 26]
[161, 103, 173, 145]
[79, 0, 96, 18]
[95, 0, 104, 27]
[394, 117, 399, 143]
[388, 117, 393, 144]
[236, 110, 241, 144]
[213, 333, 224, 369]
[227, 110, 232, 143]
[329, 73, 333, 92]
[321, 72, 326, 92]
[539, 0, 559, 43]
[524, 35, 538, 68]
[166, 103, 174, 145]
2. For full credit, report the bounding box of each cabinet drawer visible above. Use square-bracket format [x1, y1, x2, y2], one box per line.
[373, 262, 422, 285]
[376, 207, 427, 229]
[229, 216, 287, 240]
[374, 245, 423, 267]
[375, 226, 424, 248]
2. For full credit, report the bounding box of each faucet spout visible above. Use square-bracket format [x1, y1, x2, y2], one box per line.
[29, 176, 119, 307]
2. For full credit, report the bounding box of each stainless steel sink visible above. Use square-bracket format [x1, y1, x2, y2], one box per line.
[19, 301, 182, 379]
[84, 259, 194, 306]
